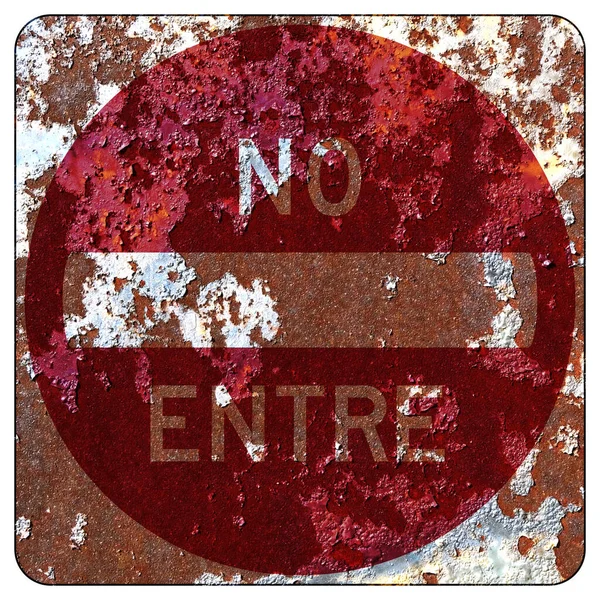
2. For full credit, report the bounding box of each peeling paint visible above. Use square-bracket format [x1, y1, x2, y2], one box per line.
[15, 516, 32, 540]
[382, 274, 399, 298]
[69, 513, 88, 549]
[214, 384, 231, 407]
[480, 253, 516, 302]
[19, 351, 37, 380]
[194, 572, 243, 585]
[300, 495, 580, 584]
[192, 273, 279, 347]
[510, 449, 540, 496]
[485, 305, 524, 349]
[16, 15, 583, 584]
[349, 16, 584, 194]
[424, 252, 449, 265]
[64, 253, 279, 348]
[198, 493, 579, 584]
[550, 425, 580, 456]
[562, 355, 584, 400]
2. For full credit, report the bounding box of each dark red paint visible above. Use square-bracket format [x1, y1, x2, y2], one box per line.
[25, 26, 574, 574]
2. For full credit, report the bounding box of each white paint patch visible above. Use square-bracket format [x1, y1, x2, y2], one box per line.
[65, 253, 196, 347]
[424, 252, 450, 265]
[397, 399, 411, 416]
[70, 513, 88, 548]
[254, 574, 301, 584]
[16, 18, 65, 85]
[409, 448, 445, 463]
[562, 355, 584, 401]
[469, 304, 523, 349]
[550, 424, 580, 456]
[559, 195, 576, 226]
[480, 253, 516, 302]
[312, 137, 345, 157]
[398, 386, 443, 418]
[19, 351, 37, 380]
[194, 572, 243, 585]
[194, 272, 280, 347]
[468, 253, 523, 348]
[126, 16, 241, 72]
[245, 442, 265, 463]
[382, 274, 399, 298]
[214, 385, 231, 407]
[75, 17, 95, 46]
[15, 516, 31, 540]
[84, 81, 122, 124]
[16, 120, 74, 182]
[510, 449, 540, 496]
[16, 120, 76, 258]
[65, 253, 280, 349]
[486, 305, 524, 348]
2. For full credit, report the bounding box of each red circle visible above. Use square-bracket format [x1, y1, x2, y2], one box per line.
[26, 25, 574, 575]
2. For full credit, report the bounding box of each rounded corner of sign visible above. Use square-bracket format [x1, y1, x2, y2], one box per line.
[13, 548, 53, 587]
[14, 14, 56, 50]
[547, 14, 586, 51]
[551, 546, 587, 587]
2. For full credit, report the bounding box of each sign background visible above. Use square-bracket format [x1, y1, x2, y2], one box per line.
[15, 15, 584, 584]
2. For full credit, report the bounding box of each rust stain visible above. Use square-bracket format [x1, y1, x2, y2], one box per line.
[16, 15, 584, 584]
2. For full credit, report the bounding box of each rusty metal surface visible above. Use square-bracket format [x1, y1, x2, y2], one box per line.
[15, 15, 584, 584]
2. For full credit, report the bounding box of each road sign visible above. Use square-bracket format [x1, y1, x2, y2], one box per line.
[17, 16, 584, 584]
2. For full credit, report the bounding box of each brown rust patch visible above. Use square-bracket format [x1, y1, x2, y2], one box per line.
[518, 536, 535, 556]
[422, 572, 439, 584]
[16, 15, 584, 583]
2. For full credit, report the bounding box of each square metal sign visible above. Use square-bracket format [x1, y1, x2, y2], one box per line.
[15, 15, 584, 585]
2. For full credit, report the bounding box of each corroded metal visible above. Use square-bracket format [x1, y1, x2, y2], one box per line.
[16, 15, 584, 584]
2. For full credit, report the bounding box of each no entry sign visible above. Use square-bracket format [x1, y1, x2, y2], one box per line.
[17, 16, 584, 584]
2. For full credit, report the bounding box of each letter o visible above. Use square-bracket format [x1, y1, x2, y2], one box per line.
[308, 137, 361, 216]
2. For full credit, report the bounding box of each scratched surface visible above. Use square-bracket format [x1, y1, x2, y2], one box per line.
[16, 16, 584, 584]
